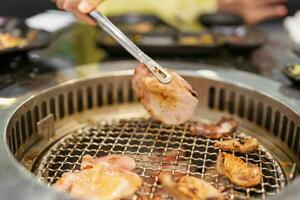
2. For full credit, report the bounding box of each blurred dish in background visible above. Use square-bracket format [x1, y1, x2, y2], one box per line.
[282, 64, 300, 85]
[199, 12, 265, 53]
[97, 14, 224, 57]
[0, 17, 51, 57]
[177, 32, 218, 46]
[224, 28, 265, 52]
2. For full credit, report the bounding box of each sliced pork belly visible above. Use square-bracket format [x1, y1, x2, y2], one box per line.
[159, 173, 223, 200]
[54, 154, 142, 200]
[132, 64, 198, 125]
[217, 153, 261, 187]
[214, 137, 259, 153]
[190, 117, 238, 139]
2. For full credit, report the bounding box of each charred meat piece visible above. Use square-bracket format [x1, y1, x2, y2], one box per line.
[54, 155, 142, 200]
[159, 173, 223, 200]
[217, 153, 261, 187]
[214, 137, 259, 153]
[190, 117, 239, 139]
[132, 64, 199, 125]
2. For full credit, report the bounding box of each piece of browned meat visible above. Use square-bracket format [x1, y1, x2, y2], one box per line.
[217, 153, 261, 187]
[159, 173, 223, 200]
[54, 155, 142, 200]
[132, 64, 198, 125]
[214, 137, 259, 153]
[189, 117, 239, 139]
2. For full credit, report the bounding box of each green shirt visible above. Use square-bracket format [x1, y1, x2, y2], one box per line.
[99, 0, 217, 31]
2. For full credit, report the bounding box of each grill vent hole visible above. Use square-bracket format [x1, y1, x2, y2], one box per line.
[50, 98, 56, 120]
[15, 121, 21, 151]
[11, 128, 15, 155]
[293, 127, 300, 155]
[265, 106, 272, 131]
[287, 121, 295, 148]
[208, 87, 215, 108]
[247, 99, 254, 121]
[274, 111, 281, 136]
[281, 116, 288, 142]
[238, 95, 245, 118]
[118, 86, 124, 103]
[97, 85, 103, 106]
[128, 82, 134, 103]
[218, 89, 225, 111]
[77, 90, 84, 112]
[256, 102, 264, 126]
[27, 111, 33, 138]
[59, 95, 65, 119]
[107, 84, 113, 105]
[87, 87, 93, 109]
[21, 116, 26, 144]
[42, 101, 47, 118]
[228, 92, 235, 114]
[67, 92, 74, 115]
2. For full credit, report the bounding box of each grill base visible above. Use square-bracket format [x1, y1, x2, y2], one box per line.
[32, 113, 287, 200]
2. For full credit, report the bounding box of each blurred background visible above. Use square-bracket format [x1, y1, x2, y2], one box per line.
[0, 0, 300, 88]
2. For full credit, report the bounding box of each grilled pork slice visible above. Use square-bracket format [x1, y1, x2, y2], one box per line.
[189, 117, 238, 139]
[214, 137, 259, 153]
[217, 153, 261, 187]
[132, 64, 198, 125]
[81, 154, 136, 171]
[159, 173, 223, 200]
[54, 155, 142, 200]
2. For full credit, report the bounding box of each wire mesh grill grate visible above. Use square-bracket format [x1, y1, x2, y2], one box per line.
[34, 118, 286, 200]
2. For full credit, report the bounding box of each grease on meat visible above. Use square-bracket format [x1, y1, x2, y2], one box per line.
[132, 64, 198, 125]
[214, 137, 259, 153]
[217, 153, 261, 187]
[159, 173, 223, 200]
[54, 155, 142, 200]
[190, 117, 239, 139]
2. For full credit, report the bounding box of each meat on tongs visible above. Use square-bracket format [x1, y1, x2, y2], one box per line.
[214, 137, 259, 153]
[132, 64, 199, 125]
[159, 173, 223, 200]
[189, 117, 239, 139]
[217, 153, 261, 187]
[54, 154, 142, 200]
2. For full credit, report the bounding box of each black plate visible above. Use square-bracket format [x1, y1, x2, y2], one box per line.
[0, 18, 52, 57]
[282, 64, 300, 84]
[199, 12, 244, 27]
[224, 29, 266, 53]
[97, 31, 224, 57]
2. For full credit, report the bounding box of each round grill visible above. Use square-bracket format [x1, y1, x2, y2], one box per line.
[34, 118, 286, 200]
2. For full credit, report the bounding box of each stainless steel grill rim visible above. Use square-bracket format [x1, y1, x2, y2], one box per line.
[0, 62, 299, 200]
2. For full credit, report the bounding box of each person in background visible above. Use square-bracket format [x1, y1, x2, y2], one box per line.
[217, 0, 288, 25]
[55, 0, 296, 27]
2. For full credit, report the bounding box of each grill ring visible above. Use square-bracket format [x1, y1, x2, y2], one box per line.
[34, 118, 287, 200]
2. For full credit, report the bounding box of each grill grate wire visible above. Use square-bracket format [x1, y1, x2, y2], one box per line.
[34, 118, 286, 200]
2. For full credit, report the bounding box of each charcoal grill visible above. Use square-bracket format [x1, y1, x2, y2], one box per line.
[0, 60, 299, 200]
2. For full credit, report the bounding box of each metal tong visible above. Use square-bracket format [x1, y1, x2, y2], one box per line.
[89, 10, 172, 84]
